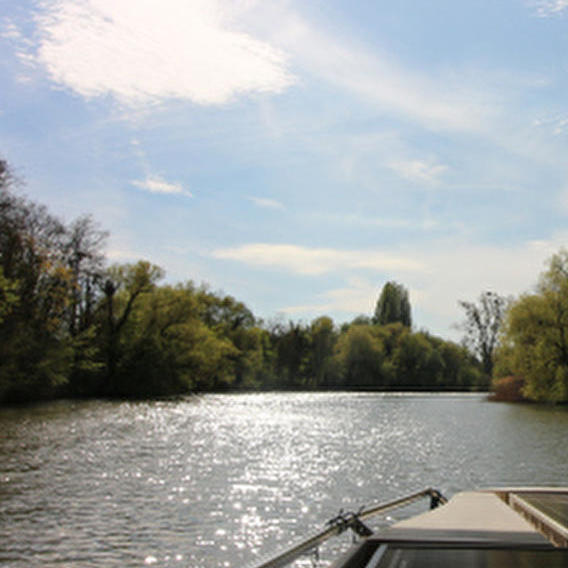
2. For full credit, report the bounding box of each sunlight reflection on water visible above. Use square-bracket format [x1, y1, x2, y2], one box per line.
[1, 393, 568, 567]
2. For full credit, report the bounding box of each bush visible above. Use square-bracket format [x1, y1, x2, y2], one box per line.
[489, 376, 526, 402]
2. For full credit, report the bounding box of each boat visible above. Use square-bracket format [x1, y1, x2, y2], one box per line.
[251, 487, 568, 567]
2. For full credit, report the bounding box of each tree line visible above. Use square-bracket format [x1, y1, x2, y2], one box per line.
[0, 159, 485, 403]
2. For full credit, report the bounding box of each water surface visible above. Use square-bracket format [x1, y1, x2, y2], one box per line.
[1, 393, 567, 567]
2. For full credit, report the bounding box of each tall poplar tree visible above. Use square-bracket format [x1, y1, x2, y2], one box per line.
[373, 281, 412, 327]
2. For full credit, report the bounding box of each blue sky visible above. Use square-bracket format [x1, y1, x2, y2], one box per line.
[2, 0, 568, 340]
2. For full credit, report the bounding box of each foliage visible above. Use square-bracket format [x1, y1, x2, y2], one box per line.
[489, 376, 526, 402]
[114, 284, 238, 396]
[373, 281, 412, 327]
[0, 160, 74, 401]
[272, 321, 310, 389]
[305, 316, 337, 388]
[0, 266, 19, 324]
[196, 288, 263, 388]
[99, 260, 165, 394]
[334, 324, 391, 388]
[391, 331, 443, 389]
[495, 251, 568, 402]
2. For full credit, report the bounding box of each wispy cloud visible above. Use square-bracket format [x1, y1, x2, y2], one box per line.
[281, 277, 377, 315]
[29, 0, 294, 106]
[248, 196, 285, 209]
[212, 243, 424, 275]
[533, 114, 568, 135]
[1, 20, 23, 40]
[309, 212, 440, 231]
[106, 247, 150, 262]
[132, 176, 192, 197]
[267, 236, 567, 336]
[535, 1, 568, 16]
[267, 12, 494, 133]
[388, 159, 448, 185]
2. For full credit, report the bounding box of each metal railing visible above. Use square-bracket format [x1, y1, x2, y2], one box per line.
[250, 487, 447, 568]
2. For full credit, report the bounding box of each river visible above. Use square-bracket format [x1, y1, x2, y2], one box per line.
[1, 393, 567, 567]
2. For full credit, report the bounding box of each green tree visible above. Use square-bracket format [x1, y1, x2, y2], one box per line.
[196, 289, 263, 388]
[270, 321, 310, 388]
[436, 339, 483, 390]
[373, 281, 412, 327]
[0, 161, 74, 401]
[305, 316, 337, 388]
[391, 331, 443, 389]
[497, 251, 568, 402]
[114, 284, 238, 396]
[0, 266, 18, 324]
[59, 216, 108, 394]
[99, 260, 164, 395]
[334, 325, 391, 388]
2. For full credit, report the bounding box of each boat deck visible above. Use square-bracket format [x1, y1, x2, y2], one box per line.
[504, 488, 568, 547]
[332, 488, 568, 568]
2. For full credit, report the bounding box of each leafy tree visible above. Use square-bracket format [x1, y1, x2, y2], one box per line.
[351, 315, 372, 326]
[375, 322, 406, 357]
[334, 325, 391, 388]
[458, 291, 508, 379]
[436, 339, 483, 390]
[0, 266, 18, 324]
[198, 288, 255, 331]
[114, 284, 238, 396]
[0, 161, 74, 401]
[271, 321, 310, 388]
[373, 281, 412, 327]
[333, 321, 481, 392]
[391, 331, 443, 389]
[497, 251, 568, 402]
[57, 216, 109, 394]
[196, 289, 262, 387]
[305, 316, 337, 388]
[99, 260, 164, 394]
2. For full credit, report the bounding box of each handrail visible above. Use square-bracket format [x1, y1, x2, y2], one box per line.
[250, 487, 446, 568]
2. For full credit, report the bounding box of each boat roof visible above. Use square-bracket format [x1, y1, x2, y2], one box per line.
[379, 490, 551, 546]
[332, 488, 568, 568]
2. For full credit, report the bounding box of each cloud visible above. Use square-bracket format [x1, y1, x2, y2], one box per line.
[266, 12, 494, 133]
[132, 176, 192, 197]
[212, 236, 567, 338]
[106, 247, 149, 262]
[281, 277, 377, 315]
[212, 243, 424, 275]
[248, 7, 560, 167]
[535, 1, 568, 16]
[309, 212, 440, 231]
[388, 159, 448, 185]
[1, 20, 23, 40]
[248, 196, 285, 209]
[533, 114, 568, 135]
[30, 0, 294, 106]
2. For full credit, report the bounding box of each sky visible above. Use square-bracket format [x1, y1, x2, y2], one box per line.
[2, 0, 568, 340]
